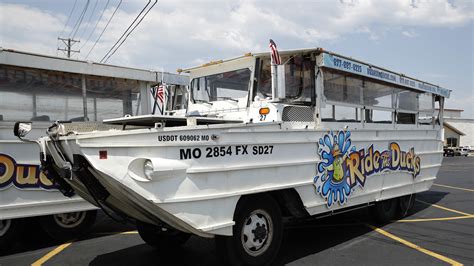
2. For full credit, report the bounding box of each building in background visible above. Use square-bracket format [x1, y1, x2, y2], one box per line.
[438, 109, 474, 148]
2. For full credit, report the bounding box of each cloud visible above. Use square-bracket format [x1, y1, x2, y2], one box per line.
[1, 0, 473, 70]
[402, 29, 419, 38]
[0, 3, 65, 55]
[1, 0, 472, 118]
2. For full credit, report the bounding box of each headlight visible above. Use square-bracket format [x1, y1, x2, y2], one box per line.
[144, 160, 154, 180]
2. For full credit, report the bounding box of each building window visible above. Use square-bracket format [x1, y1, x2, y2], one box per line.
[446, 137, 458, 147]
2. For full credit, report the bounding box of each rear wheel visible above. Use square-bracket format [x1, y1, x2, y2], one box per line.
[216, 194, 283, 266]
[39, 210, 97, 241]
[397, 194, 416, 218]
[370, 198, 398, 224]
[136, 222, 190, 250]
[0, 219, 24, 254]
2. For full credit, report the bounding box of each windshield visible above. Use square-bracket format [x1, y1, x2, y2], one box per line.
[191, 68, 251, 103]
[256, 55, 314, 102]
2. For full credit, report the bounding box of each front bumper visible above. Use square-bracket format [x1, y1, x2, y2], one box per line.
[40, 138, 213, 238]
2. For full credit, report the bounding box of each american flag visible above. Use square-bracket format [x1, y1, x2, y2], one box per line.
[156, 85, 165, 103]
[269, 39, 281, 65]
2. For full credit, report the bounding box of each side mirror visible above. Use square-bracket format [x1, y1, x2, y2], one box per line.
[14, 122, 32, 138]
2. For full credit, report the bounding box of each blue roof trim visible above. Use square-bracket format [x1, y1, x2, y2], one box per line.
[321, 52, 450, 98]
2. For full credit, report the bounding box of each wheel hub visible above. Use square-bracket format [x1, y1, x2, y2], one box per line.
[241, 209, 273, 257]
[253, 223, 267, 242]
[53, 212, 87, 229]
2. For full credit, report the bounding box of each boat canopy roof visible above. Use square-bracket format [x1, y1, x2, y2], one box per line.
[181, 48, 450, 98]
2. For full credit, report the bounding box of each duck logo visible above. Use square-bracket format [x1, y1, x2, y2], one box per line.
[313, 130, 421, 207]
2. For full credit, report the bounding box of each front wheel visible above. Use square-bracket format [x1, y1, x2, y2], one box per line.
[216, 194, 283, 266]
[136, 222, 190, 250]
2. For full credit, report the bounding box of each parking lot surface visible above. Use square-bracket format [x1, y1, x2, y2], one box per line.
[1, 156, 473, 265]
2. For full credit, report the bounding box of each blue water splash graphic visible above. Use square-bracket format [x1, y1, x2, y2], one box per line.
[314, 130, 356, 207]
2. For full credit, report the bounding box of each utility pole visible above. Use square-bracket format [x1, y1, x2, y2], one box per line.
[57, 37, 80, 58]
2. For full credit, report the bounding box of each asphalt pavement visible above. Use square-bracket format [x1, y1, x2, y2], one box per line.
[0, 156, 473, 265]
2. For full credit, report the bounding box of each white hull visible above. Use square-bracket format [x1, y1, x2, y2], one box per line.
[44, 121, 442, 237]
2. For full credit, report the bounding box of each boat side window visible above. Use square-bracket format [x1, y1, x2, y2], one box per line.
[362, 80, 397, 124]
[256, 58, 272, 98]
[365, 109, 394, 124]
[397, 90, 418, 111]
[320, 104, 335, 121]
[192, 68, 250, 103]
[433, 96, 443, 125]
[324, 72, 362, 105]
[192, 77, 209, 102]
[322, 71, 361, 122]
[396, 90, 418, 125]
[363, 81, 394, 108]
[321, 69, 441, 126]
[167, 85, 187, 111]
[87, 78, 140, 121]
[321, 104, 361, 122]
[418, 93, 434, 125]
[0, 65, 142, 122]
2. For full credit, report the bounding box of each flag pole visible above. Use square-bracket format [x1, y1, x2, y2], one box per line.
[161, 67, 166, 115]
[151, 86, 157, 115]
[269, 39, 279, 100]
[271, 61, 277, 100]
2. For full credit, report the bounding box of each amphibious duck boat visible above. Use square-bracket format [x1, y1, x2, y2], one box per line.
[17, 48, 450, 265]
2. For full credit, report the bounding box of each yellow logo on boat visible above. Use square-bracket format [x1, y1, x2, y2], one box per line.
[0, 153, 55, 190]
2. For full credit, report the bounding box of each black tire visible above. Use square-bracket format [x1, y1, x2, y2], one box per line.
[0, 219, 24, 254]
[370, 198, 398, 224]
[136, 221, 190, 250]
[215, 194, 283, 266]
[39, 210, 97, 241]
[397, 194, 416, 218]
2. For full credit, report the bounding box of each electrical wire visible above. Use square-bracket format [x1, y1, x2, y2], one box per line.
[101, 0, 157, 63]
[57, 0, 79, 56]
[69, 0, 90, 39]
[80, 0, 111, 53]
[77, 0, 99, 41]
[99, 0, 151, 63]
[84, 0, 122, 60]
[58, 0, 79, 38]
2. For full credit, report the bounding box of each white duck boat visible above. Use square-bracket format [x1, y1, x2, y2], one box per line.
[16, 46, 450, 265]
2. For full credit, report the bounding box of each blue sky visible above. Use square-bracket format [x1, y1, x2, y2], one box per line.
[0, 0, 473, 117]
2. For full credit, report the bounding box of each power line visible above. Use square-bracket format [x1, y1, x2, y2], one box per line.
[84, 0, 122, 60]
[57, 0, 79, 55]
[77, 0, 99, 41]
[101, 0, 158, 63]
[100, 0, 151, 63]
[80, 0, 110, 52]
[69, 0, 90, 39]
[58, 0, 79, 38]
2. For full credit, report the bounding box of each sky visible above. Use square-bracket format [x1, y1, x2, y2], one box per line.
[0, 0, 473, 118]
